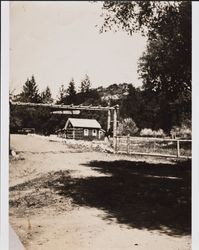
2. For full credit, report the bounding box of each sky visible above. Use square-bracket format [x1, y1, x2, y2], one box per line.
[10, 1, 147, 98]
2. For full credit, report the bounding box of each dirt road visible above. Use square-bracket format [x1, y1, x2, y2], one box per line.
[9, 134, 191, 250]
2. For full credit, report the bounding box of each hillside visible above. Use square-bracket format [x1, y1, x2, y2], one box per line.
[95, 83, 130, 102]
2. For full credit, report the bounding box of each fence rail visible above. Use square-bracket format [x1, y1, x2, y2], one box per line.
[114, 136, 191, 159]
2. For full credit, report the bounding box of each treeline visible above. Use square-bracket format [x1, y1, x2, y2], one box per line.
[10, 74, 108, 134]
[10, 73, 191, 136]
[12, 74, 107, 106]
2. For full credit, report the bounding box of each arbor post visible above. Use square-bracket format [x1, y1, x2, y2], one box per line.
[107, 109, 111, 131]
[113, 106, 118, 153]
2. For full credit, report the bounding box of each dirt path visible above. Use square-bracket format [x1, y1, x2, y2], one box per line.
[9, 134, 191, 250]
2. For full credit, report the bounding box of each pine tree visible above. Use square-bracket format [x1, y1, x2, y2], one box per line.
[80, 74, 91, 93]
[66, 78, 76, 104]
[40, 86, 53, 104]
[57, 84, 67, 104]
[19, 75, 41, 103]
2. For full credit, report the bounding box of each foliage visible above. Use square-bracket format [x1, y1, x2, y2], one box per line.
[10, 70, 191, 136]
[101, 1, 181, 37]
[66, 78, 76, 104]
[57, 84, 67, 104]
[9, 80, 168, 135]
[118, 118, 139, 136]
[40, 86, 53, 104]
[138, 2, 191, 131]
[18, 75, 41, 103]
[10, 112, 23, 133]
[100, 1, 191, 132]
[120, 85, 143, 126]
[151, 129, 166, 138]
[17, 76, 54, 104]
[75, 75, 97, 104]
[10, 105, 67, 135]
[80, 74, 91, 94]
[170, 120, 191, 139]
[140, 128, 165, 138]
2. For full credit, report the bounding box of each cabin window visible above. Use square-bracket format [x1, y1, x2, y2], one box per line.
[92, 129, 97, 136]
[84, 129, 89, 136]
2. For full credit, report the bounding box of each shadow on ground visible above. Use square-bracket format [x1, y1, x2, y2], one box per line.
[10, 159, 191, 236]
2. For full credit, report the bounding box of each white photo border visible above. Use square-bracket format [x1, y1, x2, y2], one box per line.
[1, 1, 9, 250]
[192, 2, 199, 250]
[1, 1, 199, 250]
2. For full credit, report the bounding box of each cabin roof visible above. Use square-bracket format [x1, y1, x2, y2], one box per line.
[64, 118, 101, 129]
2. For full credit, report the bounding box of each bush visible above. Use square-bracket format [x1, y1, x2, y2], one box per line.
[118, 118, 139, 136]
[170, 124, 191, 139]
[153, 129, 166, 138]
[140, 128, 165, 138]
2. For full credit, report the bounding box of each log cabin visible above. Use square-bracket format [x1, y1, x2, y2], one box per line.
[60, 118, 105, 140]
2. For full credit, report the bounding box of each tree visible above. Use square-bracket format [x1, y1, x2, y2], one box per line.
[66, 78, 76, 104]
[101, 1, 181, 37]
[40, 86, 53, 104]
[100, 1, 191, 131]
[120, 85, 141, 120]
[76, 74, 92, 104]
[57, 84, 67, 104]
[19, 75, 41, 103]
[137, 2, 191, 129]
[80, 74, 91, 94]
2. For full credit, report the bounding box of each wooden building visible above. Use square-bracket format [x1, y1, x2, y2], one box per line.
[60, 118, 105, 140]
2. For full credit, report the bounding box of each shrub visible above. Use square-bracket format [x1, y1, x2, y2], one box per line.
[170, 124, 191, 139]
[140, 128, 165, 138]
[153, 129, 166, 138]
[140, 128, 153, 137]
[118, 118, 139, 136]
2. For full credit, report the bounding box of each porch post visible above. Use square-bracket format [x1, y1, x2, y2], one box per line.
[72, 128, 75, 139]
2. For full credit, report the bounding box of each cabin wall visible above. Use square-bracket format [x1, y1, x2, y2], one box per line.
[64, 127, 104, 140]
[65, 128, 83, 140]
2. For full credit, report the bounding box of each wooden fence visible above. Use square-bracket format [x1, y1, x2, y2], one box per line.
[114, 136, 191, 159]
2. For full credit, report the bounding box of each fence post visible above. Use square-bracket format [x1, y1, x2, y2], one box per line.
[177, 140, 180, 157]
[127, 134, 130, 154]
[153, 140, 156, 152]
[116, 136, 118, 153]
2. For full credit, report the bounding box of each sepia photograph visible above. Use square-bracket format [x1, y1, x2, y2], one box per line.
[5, 1, 193, 249]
